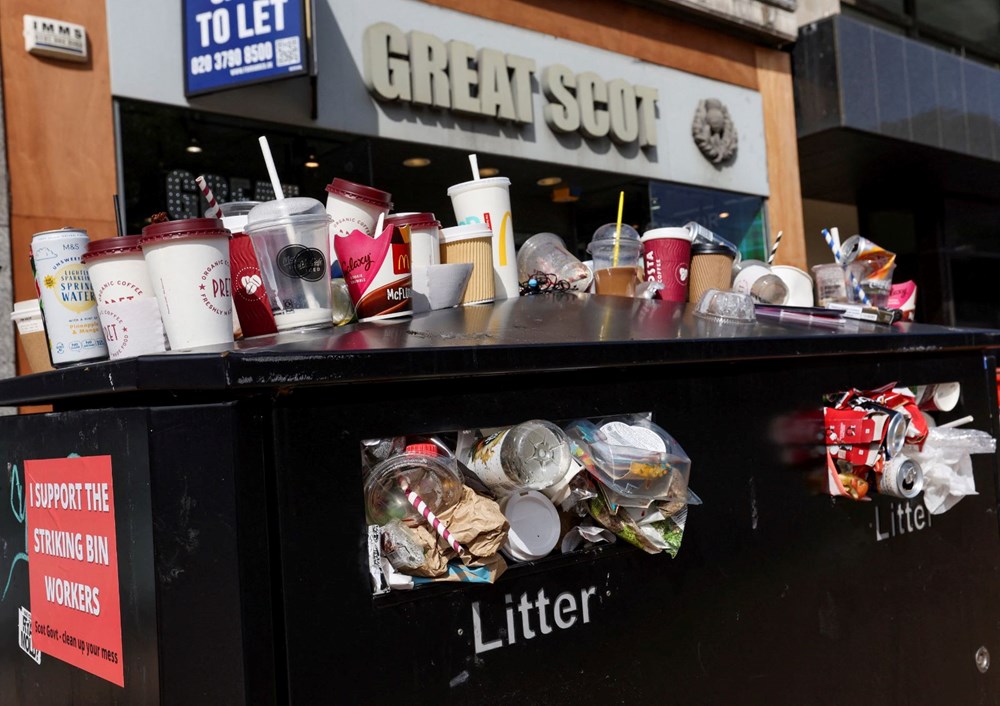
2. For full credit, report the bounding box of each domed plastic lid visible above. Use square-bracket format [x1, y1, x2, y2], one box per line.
[387, 212, 440, 230]
[139, 218, 230, 246]
[325, 178, 393, 207]
[503, 490, 560, 559]
[364, 452, 464, 526]
[81, 235, 143, 264]
[587, 223, 641, 253]
[245, 197, 330, 233]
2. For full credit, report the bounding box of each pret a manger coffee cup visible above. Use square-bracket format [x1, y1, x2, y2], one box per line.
[139, 218, 234, 350]
[640, 227, 691, 302]
[82, 236, 167, 360]
[245, 198, 334, 331]
[31, 228, 108, 365]
[447, 177, 519, 300]
[440, 224, 495, 305]
[10, 299, 54, 373]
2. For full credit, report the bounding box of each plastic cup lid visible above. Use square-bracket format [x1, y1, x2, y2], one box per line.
[205, 201, 261, 218]
[11, 299, 41, 322]
[81, 235, 143, 264]
[440, 224, 492, 243]
[325, 178, 393, 207]
[503, 490, 560, 559]
[692, 242, 735, 256]
[386, 212, 440, 229]
[139, 218, 230, 246]
[641, 227, 691, 242]
[588, 223, 641, 252]
[446, 176, 511, 197]
[245, 197, 330, 232]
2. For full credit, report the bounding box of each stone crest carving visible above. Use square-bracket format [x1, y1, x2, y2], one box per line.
[692, 98, 738, 166]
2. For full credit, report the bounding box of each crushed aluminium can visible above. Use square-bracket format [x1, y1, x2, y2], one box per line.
[877, 456, 923, 499]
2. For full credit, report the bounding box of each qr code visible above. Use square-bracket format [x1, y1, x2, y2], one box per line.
[275, 37, 301, 68]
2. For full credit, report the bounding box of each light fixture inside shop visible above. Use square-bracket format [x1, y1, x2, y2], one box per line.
[304, 154, 320, 168]
[403, 157, 431, 167]
[479, 167, 499, 177]
[536, 176, 562, 186]
[186, 138, 202, 154]
[551, 186, 580, 203]
[719, 211, 730, 219]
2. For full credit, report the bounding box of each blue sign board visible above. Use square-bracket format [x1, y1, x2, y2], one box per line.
[183, 0, 309, 96]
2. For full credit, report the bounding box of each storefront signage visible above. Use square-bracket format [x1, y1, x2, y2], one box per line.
[23, 15, 88, 63]
[363, 24, 658, 148]
[25, 456, 123, 687]
[183, 0, 309, 96]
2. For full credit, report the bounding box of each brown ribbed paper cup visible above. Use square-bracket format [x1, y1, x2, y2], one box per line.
[440, 224, 495, 305]
[688, 243, 734, 304]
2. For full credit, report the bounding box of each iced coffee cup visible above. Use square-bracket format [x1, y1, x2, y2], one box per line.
[447, 177, 519, 300]
[246, 198, 333, 331]
[587, 224, 643, 297]
[139, 218, 234, 350]
[517, 232, 593, 291]
[83, 235, 167, 359]
[10, 300, 53, 373]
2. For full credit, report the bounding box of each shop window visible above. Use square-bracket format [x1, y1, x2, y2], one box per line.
[648, 181, 769, 260]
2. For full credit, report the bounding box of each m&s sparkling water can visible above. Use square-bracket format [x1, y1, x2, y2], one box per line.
[31, 228, 108, 365]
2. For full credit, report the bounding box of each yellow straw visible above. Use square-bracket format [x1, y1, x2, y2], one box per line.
[612, 191, 625, 267]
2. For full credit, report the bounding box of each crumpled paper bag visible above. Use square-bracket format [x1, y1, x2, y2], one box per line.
[409, 486, 509, 577]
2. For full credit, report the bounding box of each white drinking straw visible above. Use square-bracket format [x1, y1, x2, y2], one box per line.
[830, 227, 842, 256]
[468, 154, 480, 181]
[258, 136, 284, 200]
[375, 211, 385, 236]
[938, 415, 973, 429]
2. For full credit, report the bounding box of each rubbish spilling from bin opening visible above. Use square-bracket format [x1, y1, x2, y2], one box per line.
[363, 413, 698, 594]
[812, 381, 995, 509]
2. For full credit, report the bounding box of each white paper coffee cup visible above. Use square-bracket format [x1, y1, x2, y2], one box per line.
[139, 218, 233, 350]
[447, 177, 519, 300]
[325, 178, 392, 276]
[772, 265, 815, 307]
[83, 236, 168, 359]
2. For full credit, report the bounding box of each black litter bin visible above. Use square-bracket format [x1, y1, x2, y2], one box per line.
[1, 294, 998, 705]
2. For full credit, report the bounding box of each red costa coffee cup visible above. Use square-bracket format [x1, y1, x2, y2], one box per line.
[640, 228, 692, 302]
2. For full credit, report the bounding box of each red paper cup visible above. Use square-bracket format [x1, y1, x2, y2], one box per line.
[641, 228, 691, 302]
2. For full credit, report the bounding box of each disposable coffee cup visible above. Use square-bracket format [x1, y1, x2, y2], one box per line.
[245, 198, 334, 331]
[915, 382, 961, 412]
[517, 232, 593, 291]
[325, 178, 392, 278]
[440, 224, 495, 305]
[772, 265, 814, 307]
[387, 212, 440, 269]
[500, 490, 561, 562]
[11, 300, 54, 373]
[640, 227, 692, 302]
[588, 224, 642, 298]
[209, 201, 267, 338]
[83, 236, 168, 359]
[447, 177, 519, 300]
[732, 260, 788, 305]
[30, 228, 108, 365]
[689, 242, 734, 304]
[338, 222, 413, 321]
[139, 218, 234, 350]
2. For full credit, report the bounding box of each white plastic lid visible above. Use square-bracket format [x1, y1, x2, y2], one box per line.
[11, 299, 42, 322]
[245, 197, 330, 233]
[502, 490, 560, 560]
[440, 224, 493, 244]
[641, 227, 691, 243]
[446, 176, 511, 198]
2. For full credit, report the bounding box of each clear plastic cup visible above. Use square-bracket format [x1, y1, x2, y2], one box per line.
[517, 232, 593, 291]
[245, 198, 333, 331]
[588, 224, 642, 297]
[812, 263, 849, 306]
[364, 451, 464, 527]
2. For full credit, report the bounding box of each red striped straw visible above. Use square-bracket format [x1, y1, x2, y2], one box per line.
[195, 175, 224, 219]
[399, 480, 464, 555]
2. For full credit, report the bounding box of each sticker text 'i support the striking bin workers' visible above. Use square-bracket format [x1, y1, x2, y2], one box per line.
[472, 586, 597, 654]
